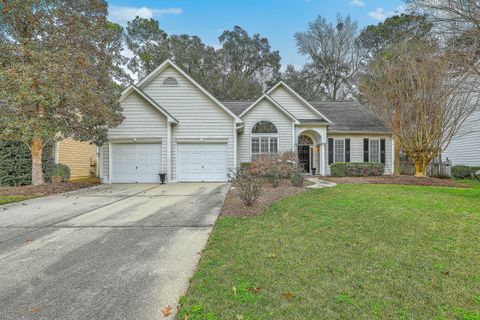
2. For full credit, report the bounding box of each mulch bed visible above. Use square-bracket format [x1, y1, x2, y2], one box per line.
[320, 175, 466, 188]
[0, 179, 100, 197]
[220, 179, 312, 217]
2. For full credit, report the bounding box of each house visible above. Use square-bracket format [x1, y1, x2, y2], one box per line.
[54, 138, 98, 179]
[442, 109, 480, 166]
[100, 59, 394, 183]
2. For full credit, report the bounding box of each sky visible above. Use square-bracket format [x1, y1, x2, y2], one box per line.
[107, 0, 405, 69]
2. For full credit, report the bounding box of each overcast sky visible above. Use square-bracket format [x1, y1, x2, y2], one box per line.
[107, 0, 405, 68]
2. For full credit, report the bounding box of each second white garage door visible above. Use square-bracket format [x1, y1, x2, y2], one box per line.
[177, 143, 227, 182]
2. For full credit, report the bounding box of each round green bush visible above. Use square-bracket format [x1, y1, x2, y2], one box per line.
[452, 165, 474, 179]
[54, 163, 71, 181]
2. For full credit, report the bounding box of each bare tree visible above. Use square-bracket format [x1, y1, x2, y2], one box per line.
[294, 14, 366, 101]
[408, 0, 480, 77]
[360, 40, 478, 176]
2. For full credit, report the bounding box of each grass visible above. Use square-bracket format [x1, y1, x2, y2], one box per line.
[0, 195, 31, 205]
[178, 181, 480, 320]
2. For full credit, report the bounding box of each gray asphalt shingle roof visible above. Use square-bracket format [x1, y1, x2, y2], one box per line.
[222, 100, 388, 133]
[310, 101, 387, 132]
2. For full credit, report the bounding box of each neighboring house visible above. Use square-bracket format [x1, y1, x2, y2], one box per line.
[54, 138, 97, 179]
[100, 59, 394, 183]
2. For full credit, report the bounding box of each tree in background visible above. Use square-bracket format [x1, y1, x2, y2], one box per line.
[0, 0, 123, 186]
[360, 40, 478, 177]
[281, 64, 327, 101]
[358, 14, 433, 59]
[407, 0, 480, 77]
[294, 14, 366, 101]
[125, 20, 280, 100]
[357, 13, 433, 175]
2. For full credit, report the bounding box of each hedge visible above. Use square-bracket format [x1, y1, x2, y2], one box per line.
[452, 165, 480, 179]
[0, 141, 56, 186]
[331, 162, 385, 177]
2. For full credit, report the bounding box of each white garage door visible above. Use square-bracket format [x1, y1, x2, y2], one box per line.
[177, 143, 227, 182]
[111, 143, 162, 183]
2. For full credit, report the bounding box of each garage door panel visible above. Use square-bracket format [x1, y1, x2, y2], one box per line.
[177, 143, 227, 182]
[111, 143, 162, 183]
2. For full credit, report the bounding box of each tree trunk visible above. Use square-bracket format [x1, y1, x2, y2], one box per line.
[414, 158, 428, 177]
[394, 139, 401, 176]
[31, 137, 45, 186]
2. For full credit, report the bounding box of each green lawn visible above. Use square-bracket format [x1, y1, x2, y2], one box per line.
[0, 195, 31, 205]
[178, 181, 480, 320]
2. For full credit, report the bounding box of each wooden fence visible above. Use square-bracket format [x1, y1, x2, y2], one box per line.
[400, 159, 452, 178]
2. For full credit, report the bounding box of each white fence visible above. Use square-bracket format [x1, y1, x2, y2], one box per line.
[400, 159, 452, 178]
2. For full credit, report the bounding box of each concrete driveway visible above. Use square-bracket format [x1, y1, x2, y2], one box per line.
[0, 183, 229, 320]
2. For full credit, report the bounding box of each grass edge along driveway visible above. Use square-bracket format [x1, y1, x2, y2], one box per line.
[178, 182, 480, 320]
[0, 195, 31, 206]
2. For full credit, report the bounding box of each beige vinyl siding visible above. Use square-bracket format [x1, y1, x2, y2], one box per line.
[269, 86, 318, 119]
[326, 134, 394, 175]
[443, 110, 480, 166]
[104, 92, 168, 182]
[142, 67, 235, 181]
[238, 99, 294, 164]
[57, 138, 97, 179]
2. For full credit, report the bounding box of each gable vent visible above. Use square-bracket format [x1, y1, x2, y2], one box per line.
[162, 77, 178, 86]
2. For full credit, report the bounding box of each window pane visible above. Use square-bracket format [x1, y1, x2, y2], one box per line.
[252, 137, 259, 154]
[370, 139, 380, 162]
[261, 137, 269, 153]
[252, 121, 278, 134]
[335, 139, 345, 163]
[270, 137, 278, 154]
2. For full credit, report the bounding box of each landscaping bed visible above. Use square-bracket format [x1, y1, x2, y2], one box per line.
[321, 175, 465, 187]
[0, 178, 100, 199]
[178, 182, 480, 319]
[220, 179, 312, 216]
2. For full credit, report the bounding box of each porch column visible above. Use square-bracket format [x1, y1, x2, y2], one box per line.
[320, 143, 326, 176]
[167, 122, 172, 182]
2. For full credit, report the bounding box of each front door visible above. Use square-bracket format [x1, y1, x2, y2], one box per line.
[298, 146, 310, 173]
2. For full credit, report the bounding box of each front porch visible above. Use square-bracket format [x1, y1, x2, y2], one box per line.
[295, 127, 327, 176]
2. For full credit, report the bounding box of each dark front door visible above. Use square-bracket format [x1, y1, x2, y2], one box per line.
[298, 146, 310, 173]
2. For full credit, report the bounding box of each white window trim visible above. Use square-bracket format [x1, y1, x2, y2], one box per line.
[369, 138, 381, 163]
[251, 134, 279, 160]
[333, 138, 345, 163]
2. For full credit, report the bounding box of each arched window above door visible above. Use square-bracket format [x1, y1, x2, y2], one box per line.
[298, 135, 314, 145]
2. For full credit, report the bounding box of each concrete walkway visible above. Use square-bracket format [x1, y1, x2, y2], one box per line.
[307, 177, 338, 189]
[0, 183, 229, 320]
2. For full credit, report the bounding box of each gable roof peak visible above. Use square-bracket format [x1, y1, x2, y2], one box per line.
[267, 81, 332, 123]
[132, 59, 242, 123]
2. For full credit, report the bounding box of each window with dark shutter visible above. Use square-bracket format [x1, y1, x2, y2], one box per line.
[363, 138, 369, 162]
[380, 139, 386, 164]
[345, 139, 351, 163]
[328, 138, 334, 165]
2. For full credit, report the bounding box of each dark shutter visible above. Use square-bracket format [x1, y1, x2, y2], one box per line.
[328, 138, 334, 165]
[363, 138, 369, 162]
[345, 139, 350, 163]
[380, 138, 386, 164]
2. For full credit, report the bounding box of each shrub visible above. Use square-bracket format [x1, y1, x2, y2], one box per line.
[0, 141, 55, 186]
[330, 163, 347, 177]
[53, 163, 71, 181]
[331, 162, 385, 177]
[452, 165, 480, 179]
[245, 152, 297, 179]
[266, 165, 281, 187]
[291, 165, 305, 187]
[240, 162, 252, 169]
[237, 172, 261, 206]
